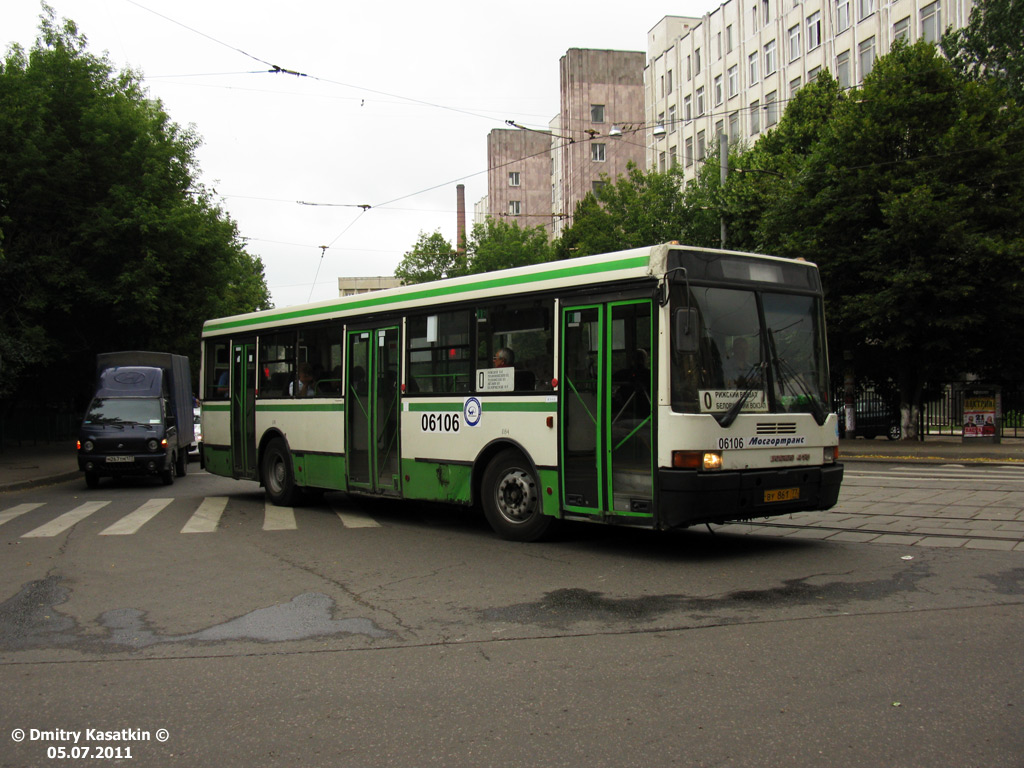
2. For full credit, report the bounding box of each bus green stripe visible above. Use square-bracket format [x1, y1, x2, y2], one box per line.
[405, 401, 557, 412]
[204, 255, 650, 333]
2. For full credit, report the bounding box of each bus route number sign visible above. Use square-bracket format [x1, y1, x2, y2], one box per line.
[421, 413, 461, 434]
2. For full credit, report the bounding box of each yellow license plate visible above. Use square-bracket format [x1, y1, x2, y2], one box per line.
[764, 488, 799, 503]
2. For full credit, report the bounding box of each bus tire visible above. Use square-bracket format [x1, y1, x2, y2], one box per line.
[263, 438, 299, 506]
[481, 449, 551, 542]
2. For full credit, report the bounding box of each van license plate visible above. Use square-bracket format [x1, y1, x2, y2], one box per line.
[106, 456, 134, 463]
[764, 488, 799, 503]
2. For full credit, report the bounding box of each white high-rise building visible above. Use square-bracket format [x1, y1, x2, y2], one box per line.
[646, 0, 975, 180]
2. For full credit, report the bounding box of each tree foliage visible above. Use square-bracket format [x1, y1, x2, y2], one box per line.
[752, 42, 1024, 431]
[466, 218, 553, 274]
[0, 9, 270, 409]
[943, 0, 1024, 104]
[394, 231, 465, 284]
[555, 163, 690, 258]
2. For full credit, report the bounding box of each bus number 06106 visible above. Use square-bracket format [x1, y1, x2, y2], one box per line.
[421, 413, 461, 433]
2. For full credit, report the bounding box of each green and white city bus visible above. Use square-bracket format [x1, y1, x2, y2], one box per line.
[199, 243, 843, 541]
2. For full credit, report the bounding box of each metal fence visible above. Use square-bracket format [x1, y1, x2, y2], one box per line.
[0, 409, 81, 451]
[920, 384, 1024, 439]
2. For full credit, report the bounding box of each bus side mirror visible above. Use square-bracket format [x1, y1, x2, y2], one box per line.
[673, 308, 699, 354]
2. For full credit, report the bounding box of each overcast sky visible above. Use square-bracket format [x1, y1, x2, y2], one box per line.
[4, 0, 710, 308]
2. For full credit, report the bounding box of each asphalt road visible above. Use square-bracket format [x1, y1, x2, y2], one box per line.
[1, 468, 1022, 767]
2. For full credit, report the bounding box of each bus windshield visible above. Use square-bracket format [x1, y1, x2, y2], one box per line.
[671, 285, 829, 422]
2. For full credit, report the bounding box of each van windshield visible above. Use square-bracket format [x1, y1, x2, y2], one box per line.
[83, 398, 162, 426]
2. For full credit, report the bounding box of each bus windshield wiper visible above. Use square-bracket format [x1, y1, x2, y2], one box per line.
[718, 362, 765, 428]
[768, 330, 827, 425]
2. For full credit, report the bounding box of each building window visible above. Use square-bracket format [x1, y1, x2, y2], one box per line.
[762, 0, 770, 24]
[668, 105, 677, 130]
[726, 24, 734, 53]
[715, 120, 724, 142]
[764, 40, 777, 76]
[837, 0, 851, 32]
[659, 151, 666, 172]
[508, 200, 521, 216]
[752, 4, 759, 28]
[728, 65, 739, 98]
[714, 75, 723, 106]
[809, 65, 821, 82]
[659, 75, 665, 97]
[765, 91, 778, 127]
[696, 130, 706, 162]
[508, 172, 520, 187]
[893, 16, 911, 42]
[684, 95, 692, 121]
[749, 51, 759, 84]
[807, 11, 822, 51]
[790, 76, 802, 98]
[591, 104, 605, 123]
[696, 87, 706, 116]
[921, 1, 941, 43]
[750, 100, 760, 135]
[728, 111, 739, 139]
[591, 143, 606, 162]
[836, 50, 851, 89]
[695, 48, 702, 75]
[685, 136, 694, 167]
[859, 37, 876, 79]
[686, 54, 692, 80]
[716, 32, 722, 60]
[858, 0, 875, 21]
[667, 69, 673, 93]
[789, 25, 801, 62]
[592, 181, 605, 194]
[669, 145, 678, 167]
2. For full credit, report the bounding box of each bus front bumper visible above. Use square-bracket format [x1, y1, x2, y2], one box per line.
[657, 463, 844, 529]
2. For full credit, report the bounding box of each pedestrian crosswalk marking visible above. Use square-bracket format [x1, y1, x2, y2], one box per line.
[0, 503, 45, 527]
[21, 501, 110, 538]
[100, 498, 173, 535]
[182, 496, 228, 533]
[9, 497, 382, 537]
[263, 501, 297, 530]
[331, 503, 382, 529]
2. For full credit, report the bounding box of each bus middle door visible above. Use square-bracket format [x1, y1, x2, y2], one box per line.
[346, 326, 402, 496]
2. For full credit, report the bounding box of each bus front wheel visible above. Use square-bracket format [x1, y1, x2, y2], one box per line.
[263, 438, 299, 506]
[481, 449, 551, 542]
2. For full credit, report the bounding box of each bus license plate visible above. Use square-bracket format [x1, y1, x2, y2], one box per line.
[106, 456, 134, 463]
[764, 488, 799, 503]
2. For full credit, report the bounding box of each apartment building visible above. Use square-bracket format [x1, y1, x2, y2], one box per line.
[646, 0, 975, 181]
[481, 48, 647, 239]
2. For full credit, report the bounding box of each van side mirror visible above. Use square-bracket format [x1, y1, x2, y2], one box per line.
[673, 308, 699, 354]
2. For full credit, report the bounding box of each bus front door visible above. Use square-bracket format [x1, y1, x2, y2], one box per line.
[560, 300, 653, 519]
[346, 326, 402, 496]
[230, 340, 258, 479]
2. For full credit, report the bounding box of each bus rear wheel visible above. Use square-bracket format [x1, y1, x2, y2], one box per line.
[481, 449, 551, 542]
[263, 438, 298, 506]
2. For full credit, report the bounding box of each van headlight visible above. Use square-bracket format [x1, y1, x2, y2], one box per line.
[147, 439, 159, 452]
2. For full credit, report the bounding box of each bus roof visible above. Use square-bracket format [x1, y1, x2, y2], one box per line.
[202, 243, 817, 336]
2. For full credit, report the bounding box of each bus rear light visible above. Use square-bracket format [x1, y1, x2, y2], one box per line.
[824, 446, 839, 464]
[672, 451, 723, 471]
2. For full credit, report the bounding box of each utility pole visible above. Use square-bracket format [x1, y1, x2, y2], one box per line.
[719, 132, 729, 249]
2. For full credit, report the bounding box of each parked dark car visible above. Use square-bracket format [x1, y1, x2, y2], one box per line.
[838, 393, 901, 440]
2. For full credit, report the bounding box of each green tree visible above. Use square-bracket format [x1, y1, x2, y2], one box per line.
[394, 230, 465, 284]
[555, 163, 689, 258]
[943, 0, 1024, 104]
[465, 218, 553, 274]
[0, 8, 270, 409]
[759, 41, 1024, 436]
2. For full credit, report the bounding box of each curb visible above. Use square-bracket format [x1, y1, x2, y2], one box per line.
[0, 471, 81, 494]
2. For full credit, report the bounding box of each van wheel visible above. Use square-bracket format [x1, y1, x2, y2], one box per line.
[481, 449, 552, 542]
[888, 423, 901, 441]
[263, 438, 298, 506]
[161, 463, 174, 485]
[175, 448, 187, 477]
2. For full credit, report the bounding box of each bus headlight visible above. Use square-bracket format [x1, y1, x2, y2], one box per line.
[672, 450, 723, 471]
